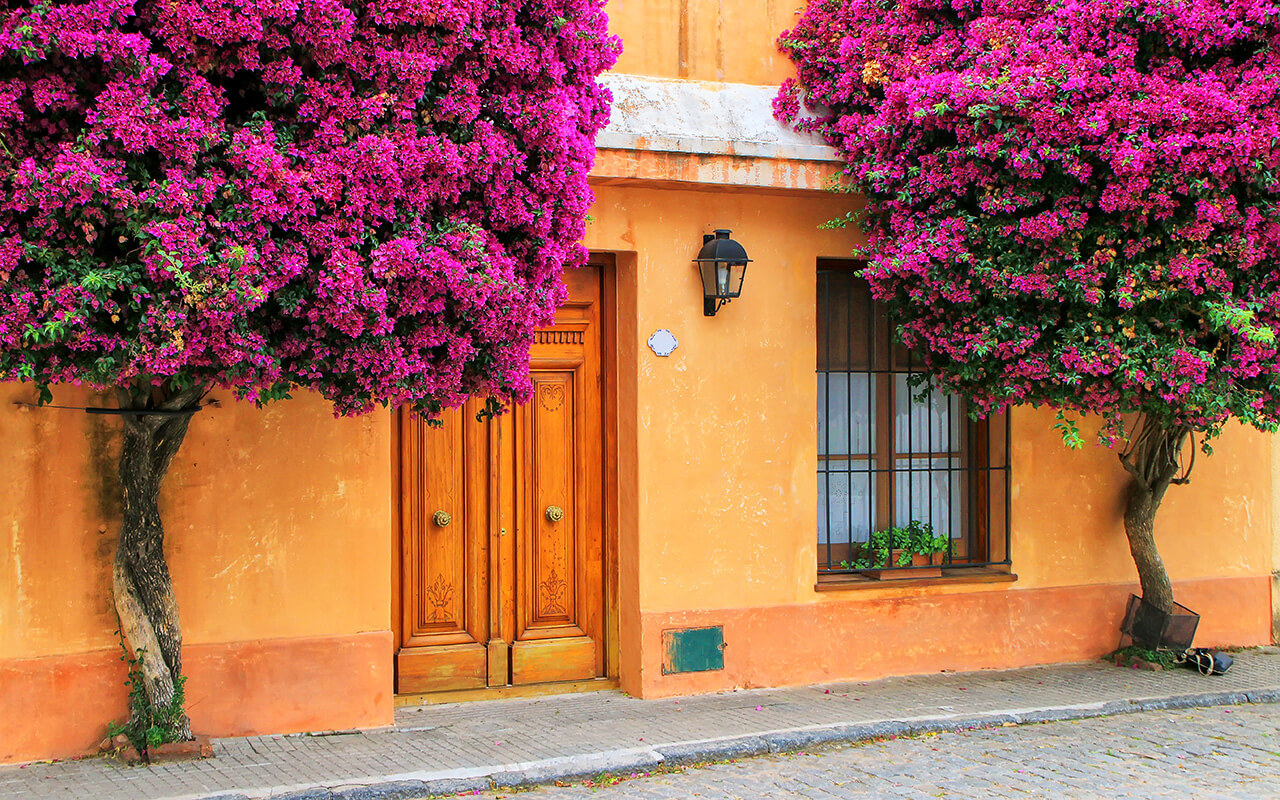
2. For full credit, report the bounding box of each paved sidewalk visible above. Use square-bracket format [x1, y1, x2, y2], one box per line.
[4, 651, 1279, 800]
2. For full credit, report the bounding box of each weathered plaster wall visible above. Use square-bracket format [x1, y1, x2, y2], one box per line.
[585, 184, 851, 612]
[585, 183, 1275, 698]
[591, 73, 842, 192]
[1273, 430, 1280, 643]
[591, 0, 1275, 698]
[0, 384, 395, 763]
[598, 75, 833, 162]
[606, 0, 805, 84]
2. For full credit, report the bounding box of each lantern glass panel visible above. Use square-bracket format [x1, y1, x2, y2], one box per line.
[725, 260, 746, 298]
[699, 260, 717, 298]
[700, 259, 747, 299]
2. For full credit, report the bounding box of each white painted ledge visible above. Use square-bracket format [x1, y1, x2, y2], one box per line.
[599, 74, 839, 163]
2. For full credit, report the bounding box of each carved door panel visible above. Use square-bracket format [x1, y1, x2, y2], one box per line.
[507, 266, 605, 684]
[397, 399, 492, 694]
[398, 265, 606, 694]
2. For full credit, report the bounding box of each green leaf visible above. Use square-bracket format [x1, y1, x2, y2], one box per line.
[1053, 410, 1084, 450]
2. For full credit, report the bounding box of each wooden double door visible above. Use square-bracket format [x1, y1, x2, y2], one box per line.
[397, 265, 609, 694]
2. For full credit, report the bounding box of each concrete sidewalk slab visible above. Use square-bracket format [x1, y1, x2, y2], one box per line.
[3, 651, 1278, 800]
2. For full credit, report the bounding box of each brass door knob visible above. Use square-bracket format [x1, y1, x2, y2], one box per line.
[432, 511, 452, 527]
[545, 505, 564, 523]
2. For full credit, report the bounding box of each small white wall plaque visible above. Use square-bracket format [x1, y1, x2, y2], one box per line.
[647, 329, 679, 357]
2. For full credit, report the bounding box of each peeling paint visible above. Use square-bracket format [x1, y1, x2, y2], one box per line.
[591, 148, 840, 193]
[597, 74, 837, 163]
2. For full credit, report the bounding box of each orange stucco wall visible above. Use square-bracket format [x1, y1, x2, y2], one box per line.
[0, 383, 395, 762]
[584, 183, 1275, 698]
[587, 0, 1274, 698]
[1273, 431, 1280, 642]
[607, 0, 805, 84]
[638, 576, 1271, 697]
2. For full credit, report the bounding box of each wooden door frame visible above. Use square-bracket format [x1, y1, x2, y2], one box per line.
[598, 254, 620, 682]
[392, 255, 621, 692]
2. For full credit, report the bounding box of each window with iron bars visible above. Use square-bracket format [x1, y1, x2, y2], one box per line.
[817, 262, 1011, 579]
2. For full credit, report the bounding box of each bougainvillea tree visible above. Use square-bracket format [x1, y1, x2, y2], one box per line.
[0, 0, 616, 741]
[779, 0, 1280, 615]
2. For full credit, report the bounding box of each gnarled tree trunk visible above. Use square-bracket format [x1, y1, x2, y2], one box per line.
[1119, 415, 1192, 615]
[112, 384, 204, 742]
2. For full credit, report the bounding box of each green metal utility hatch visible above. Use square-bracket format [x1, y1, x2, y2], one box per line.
[662, 626, 725, 674]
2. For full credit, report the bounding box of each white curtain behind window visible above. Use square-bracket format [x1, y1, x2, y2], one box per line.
[817, 373, 875, 544]
[892, 376, 961, 538]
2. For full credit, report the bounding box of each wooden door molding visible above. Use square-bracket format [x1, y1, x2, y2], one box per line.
[519, 369, 587, 638]
[510, 266, 605, 685]
[484, 419, 509, 687]
[397, 400, 493, 693]
[396, 260, 616, 696]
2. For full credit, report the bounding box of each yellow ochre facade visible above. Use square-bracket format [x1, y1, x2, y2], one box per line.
[0, 0, 1275, 765]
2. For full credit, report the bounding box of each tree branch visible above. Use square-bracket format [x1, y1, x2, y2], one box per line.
[1119, 450, 1151, 493]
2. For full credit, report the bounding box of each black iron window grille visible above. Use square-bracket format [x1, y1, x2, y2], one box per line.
[817, 262, 1011, 577]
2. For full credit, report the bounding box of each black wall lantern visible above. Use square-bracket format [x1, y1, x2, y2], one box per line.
[694, 229, 751, 317]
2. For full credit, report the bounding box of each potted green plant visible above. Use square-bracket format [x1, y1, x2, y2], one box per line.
[907, 521, 949, 568]
[842, 523, 949, 579]
[868, 526, 909, 567]
[838, 542, 873, 571]
[855, 524, 926, 579]
[839, 556, 873, 570]
[835, 531, 890, 574]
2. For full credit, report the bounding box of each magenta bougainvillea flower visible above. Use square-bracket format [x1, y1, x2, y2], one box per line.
[0, 0, 619, 416]
[779, 0, 1280, 441]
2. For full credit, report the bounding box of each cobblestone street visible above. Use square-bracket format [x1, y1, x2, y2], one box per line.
[495, 704, 1280, 800]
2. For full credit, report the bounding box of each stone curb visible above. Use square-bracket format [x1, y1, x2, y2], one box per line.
[487, 748, 665, 789]
[215, 688, 1279, 800]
